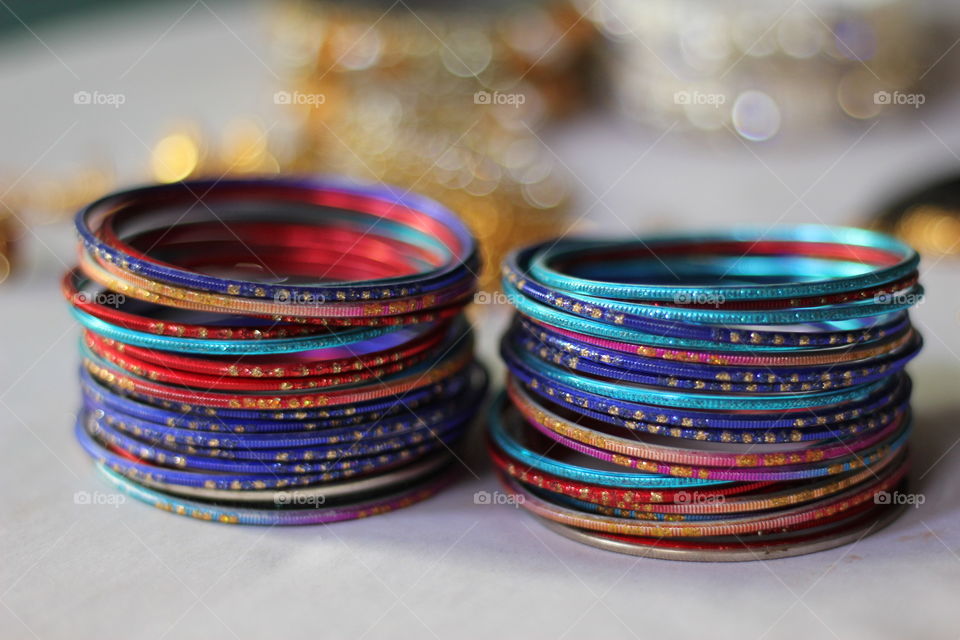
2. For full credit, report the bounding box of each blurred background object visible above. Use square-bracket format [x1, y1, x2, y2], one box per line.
[576, 0, 938, 141]
[870, 172, 960, 257]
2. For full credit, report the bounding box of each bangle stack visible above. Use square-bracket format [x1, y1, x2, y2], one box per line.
[65, 178, 487, 525]
[491, 226, 923, 561]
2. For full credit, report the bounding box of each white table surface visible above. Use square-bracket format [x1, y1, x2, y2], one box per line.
[3, 2, 960, 638]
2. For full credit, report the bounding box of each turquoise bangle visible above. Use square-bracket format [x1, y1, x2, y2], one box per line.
[488, 392, 724, 490]
[529, 226, 918, 302]
[505, 264, 923, 325]
[501, 279, 901, 352]
[69, 306, 401, 355]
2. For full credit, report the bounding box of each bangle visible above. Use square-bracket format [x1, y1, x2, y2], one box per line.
[82, 337, 473, 411]
[517, 315, 919, 374]
[489, 437, 902, 516]
[508, 375, 909, 445]
[524, 227, 917, 302]
[510, 325, 921, 393]
[76, 178, 477, 304]
[95, 461, 455, 526]
[83, 327, 451, 392]
[534, 498, 906, 562]
[80, 247, 474, 323]
[80, 363, 477, 429]
[522, 316, 913, 367]
[505, 248, 922, 327]
[495, 453, 908, 538]
[518, 397, 909, 482]
[133, 450, 453, 504]
[502, 340, 888, 411]
[89, 376, 484, 452]
[491, 227, 923, 558]
[502, 277, 911, 351]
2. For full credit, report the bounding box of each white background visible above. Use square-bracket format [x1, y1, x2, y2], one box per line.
[2, 1, 960, 638]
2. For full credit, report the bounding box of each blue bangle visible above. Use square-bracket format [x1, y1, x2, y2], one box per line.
[94, 462, 456, 525]
[501, 278, 910, 351]
[513, 315, 921, 388]
[79, 412, 463, 490]
[502, 339, 887, 411]
[525, 226, 918, 302]
[79, 367, 475, 430]
[85, 382, 482, 450]
[86, 407, 471, 473]
[505, 248, 923, 328]
[510, 328, 920, 394]
[508, 375, 910, 444]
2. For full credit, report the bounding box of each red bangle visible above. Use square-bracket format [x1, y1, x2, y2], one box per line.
[84, 342, 474, 411]
[82, 324, 449, 379]
[84, 329, 444, 392]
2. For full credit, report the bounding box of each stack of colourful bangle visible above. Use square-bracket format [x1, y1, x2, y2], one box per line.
[65, 178, 487, 525]
[490, 227, 923, 561]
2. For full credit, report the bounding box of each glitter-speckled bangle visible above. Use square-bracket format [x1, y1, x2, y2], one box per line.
[502, 340, 888, 412]
[96, 461, 455, 525]
[509, 328, 920, 393]
[504, 247, 922, 327]
[522, 316, 915, 367]
[514, 315, 920, 386]
[76, 178, 478, 304]
[497, 455, 908, 538]
[489, 437, 904, 516]
[82, 337, 473, 410]
[79, 364, 477, 431]
[134, 449, 453, 504]
[524, 227, 918, 302]
[507, 375, 909, 444]
[502, 278, 910, 351]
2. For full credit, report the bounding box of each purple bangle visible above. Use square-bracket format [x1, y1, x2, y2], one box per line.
[510, 329, 921, 393]
[91, 407, 471, 464]
[80, 367, 482, 434]
[514, 315, 921, 387]
[511, 401, 912, 482]
[77, 413, 464, 490]
[75, 178, 478, 303]
[507, 376, 909, 445]
[95, 462, 455, 525]
[85, 381, 483, 450]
